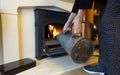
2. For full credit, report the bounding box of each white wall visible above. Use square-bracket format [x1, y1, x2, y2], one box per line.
[0, 0, 1, 12]
[0, 0, 18, 14]
[1, 13, 19, 63]
[0, 0, 73, 14]
[18, 8, 35, 59]
[0, 14, 3, 65]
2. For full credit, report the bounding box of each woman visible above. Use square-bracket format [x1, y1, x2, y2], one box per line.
[63, 0, 120, 75]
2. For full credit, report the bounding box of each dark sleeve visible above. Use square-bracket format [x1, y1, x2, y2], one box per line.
[72, 0, 94, 13]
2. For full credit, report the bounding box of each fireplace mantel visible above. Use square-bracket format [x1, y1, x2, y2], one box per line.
[0, 0, 74, 63]
[0, 0, 74, 14]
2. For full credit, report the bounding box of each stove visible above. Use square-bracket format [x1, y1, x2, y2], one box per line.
[34, 8, 70, 59]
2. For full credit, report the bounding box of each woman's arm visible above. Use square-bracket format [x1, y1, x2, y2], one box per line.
[73, 9, 86, 34]
[63, 0, 93, 33]
[63, 12, 76, 32]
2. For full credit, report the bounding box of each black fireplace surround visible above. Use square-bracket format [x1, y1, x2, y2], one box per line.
[34, 8, 70, 60]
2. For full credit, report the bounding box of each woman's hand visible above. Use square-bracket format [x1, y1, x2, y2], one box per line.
[63, 9, 86, 34]
[73, 15, 83, 34]
[63, 21, 72, 32]
[63, 13, 76, 33]
[73, 9, 86, 34]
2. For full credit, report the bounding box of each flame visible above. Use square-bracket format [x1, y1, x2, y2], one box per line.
[48, 25, 62, 38]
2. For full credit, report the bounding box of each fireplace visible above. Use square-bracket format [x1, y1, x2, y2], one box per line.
[34, 8, 70, 59]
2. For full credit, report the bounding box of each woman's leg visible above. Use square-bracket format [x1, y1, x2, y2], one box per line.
[97, 0, 120, 75]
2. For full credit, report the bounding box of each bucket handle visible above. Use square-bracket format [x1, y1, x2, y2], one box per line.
[63, 20, 95, 41]
[82, 20, 94, 41]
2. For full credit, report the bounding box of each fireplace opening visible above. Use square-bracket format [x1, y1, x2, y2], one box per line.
[44, 24, 66, 56]
[34, 8, 70, 60]
[44, 24, 63, 40]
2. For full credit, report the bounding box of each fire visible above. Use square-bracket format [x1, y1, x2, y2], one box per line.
[48, 25, 62, 38]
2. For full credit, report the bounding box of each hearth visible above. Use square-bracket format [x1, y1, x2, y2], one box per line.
[34, 8, 70, 60]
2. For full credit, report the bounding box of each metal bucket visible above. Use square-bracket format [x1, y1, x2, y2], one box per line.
[56, 21, 94, 64]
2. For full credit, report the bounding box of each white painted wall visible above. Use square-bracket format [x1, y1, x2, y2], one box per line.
[0, 0, 74, 63]
[0, 14, 3, 65]
[1, 0, 73, 14]
[0, 0, 18, 14]
[1, 13, 19, 63]
[18, 8, 35, 59]
[0, 0, 1, 12]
